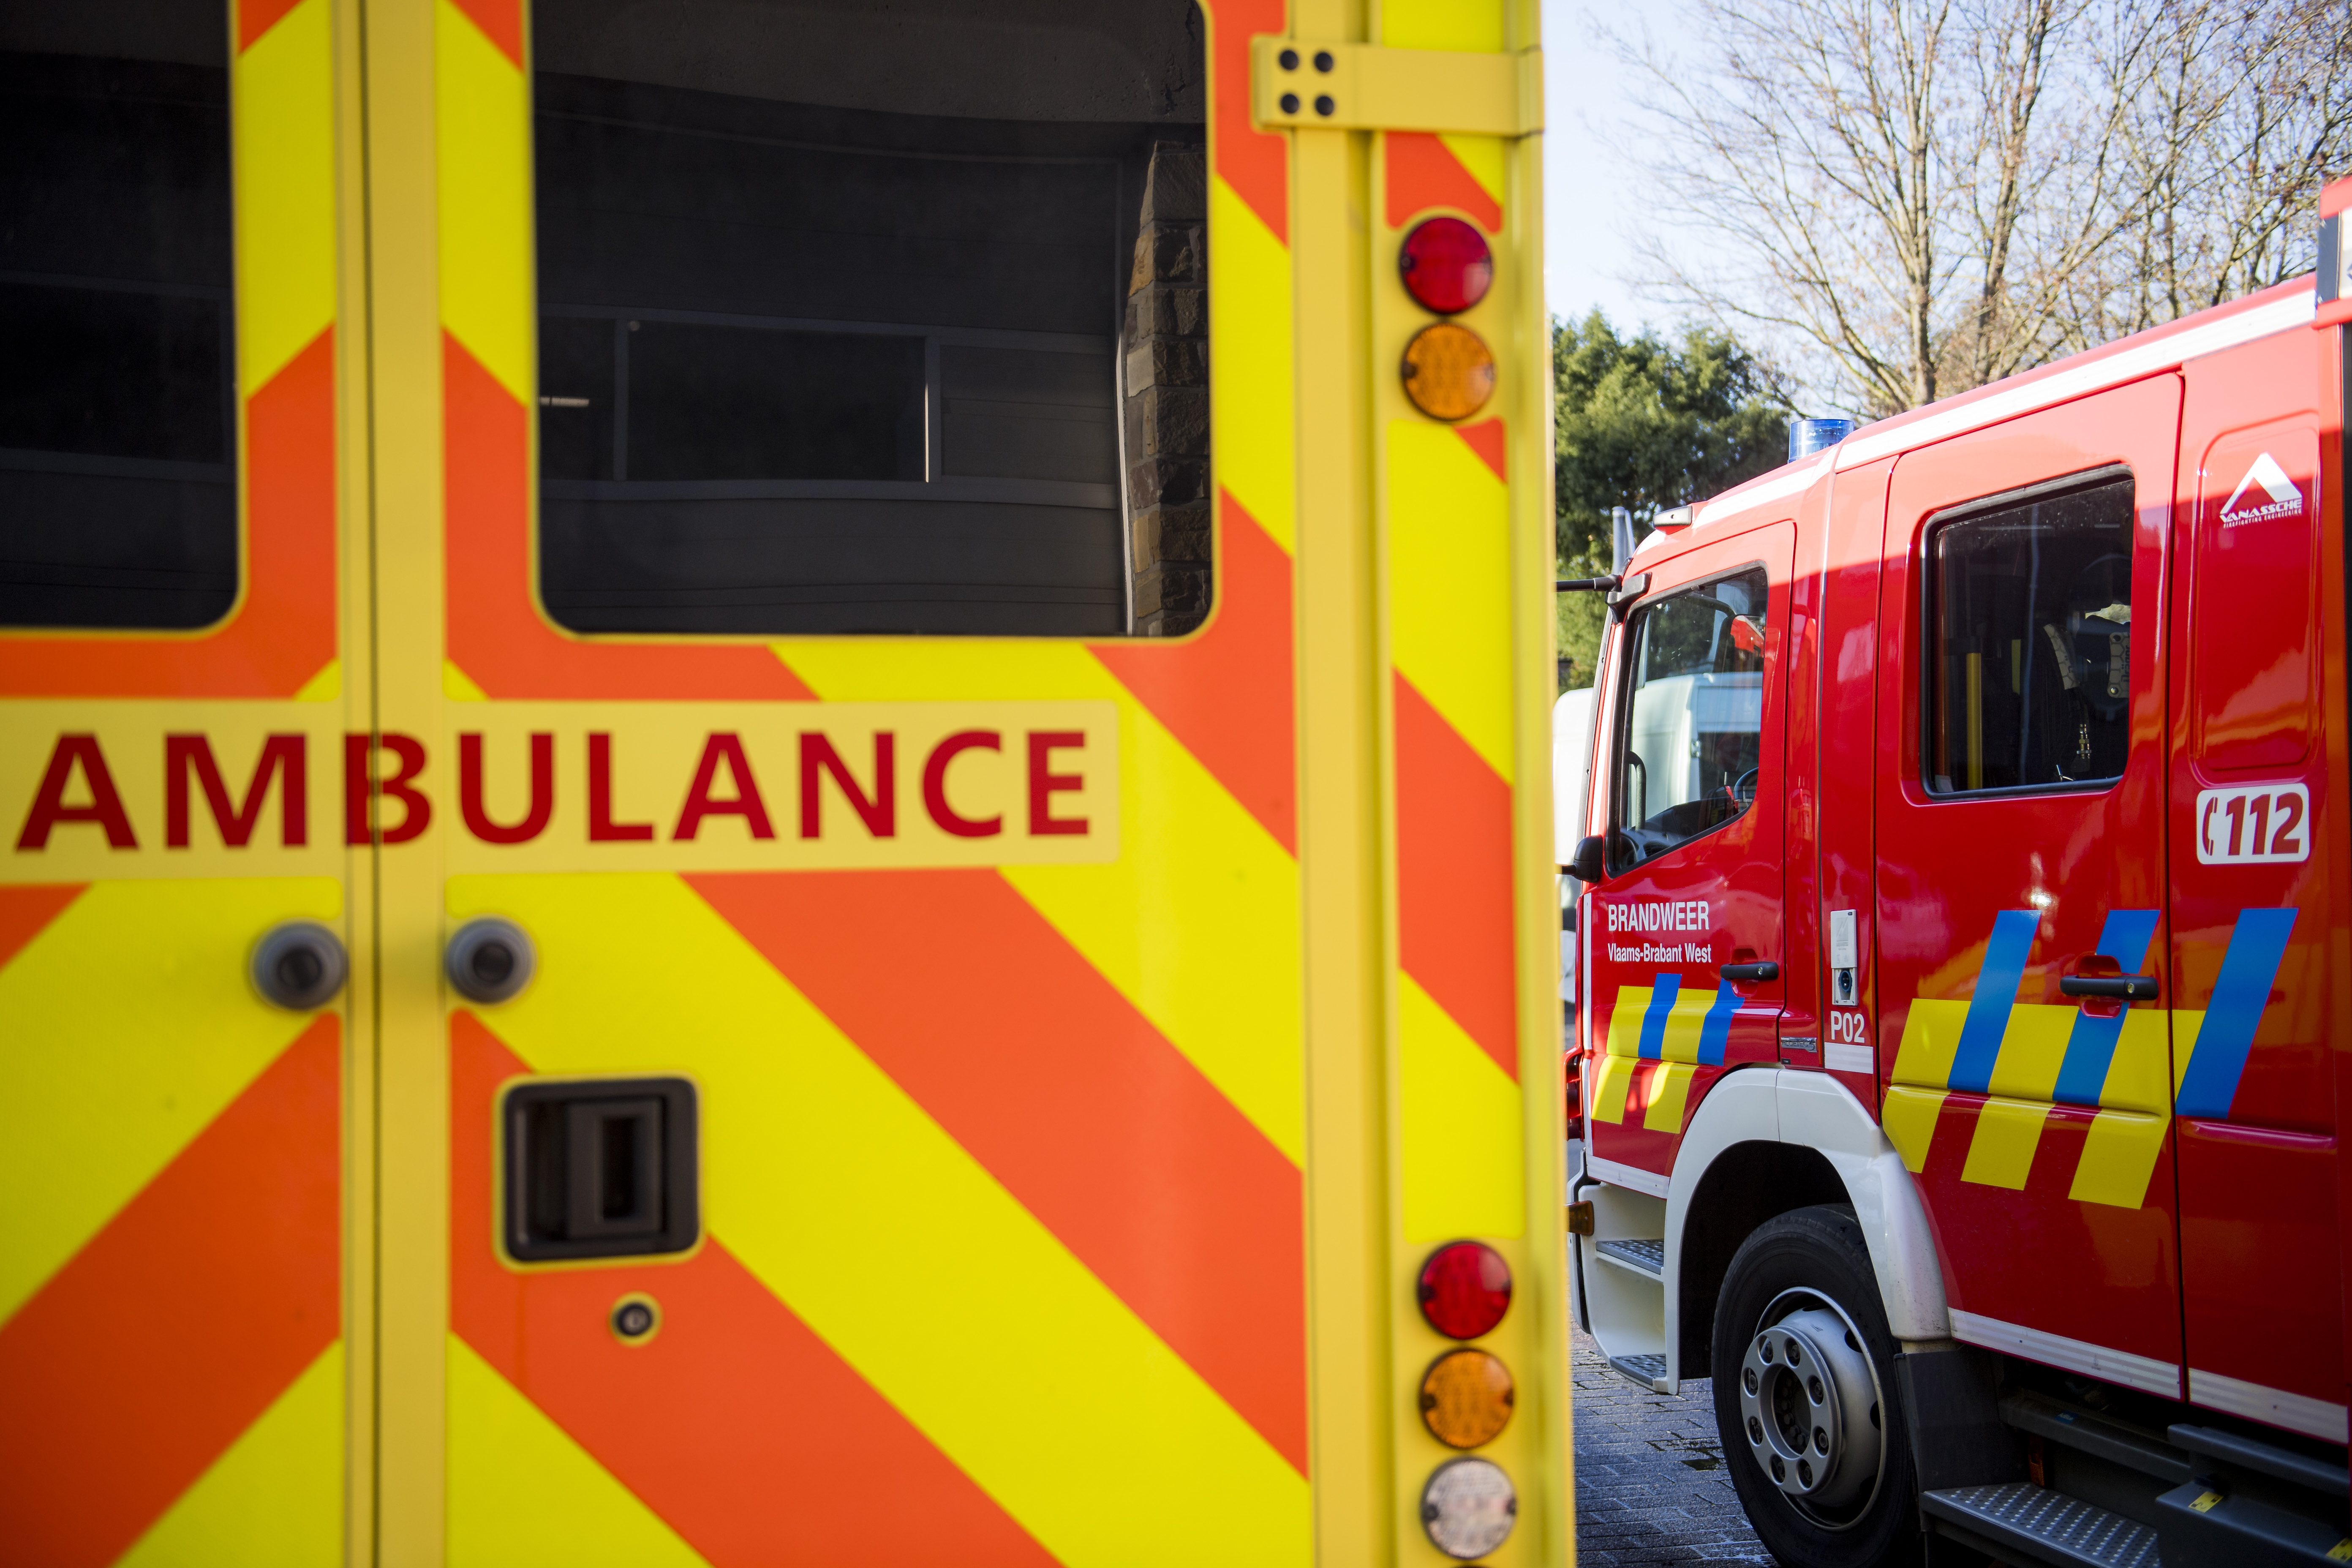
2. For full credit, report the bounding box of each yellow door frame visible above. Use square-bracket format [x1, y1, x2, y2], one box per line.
[351, 0, 455, 1557]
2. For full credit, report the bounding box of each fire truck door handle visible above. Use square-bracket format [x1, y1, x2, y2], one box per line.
[2060, 974, 2159, 1002]
[1721, 961, 1778, 983]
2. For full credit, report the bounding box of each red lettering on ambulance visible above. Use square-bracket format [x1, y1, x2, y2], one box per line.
[342, 736, 369, 845]
[15, 735, 137, 849]
[167, 733, 307, 849]
[922, 730, 1002, 838]
[1026, 731, 1088, 837]
[345, 733, 432, 845]
[587, 732, 653, 842]
[800, 732, 895, 839]
[676, 732, 776, 840]
[459, 732, 553, 845]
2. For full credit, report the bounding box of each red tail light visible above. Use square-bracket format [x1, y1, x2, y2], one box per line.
[1398, 216, 1493, 315]
[1418, 1241, 1512, 1339]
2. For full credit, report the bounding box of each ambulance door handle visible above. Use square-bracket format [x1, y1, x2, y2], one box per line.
[504, 1077, 701, 1262]
[252, 922, 348, 1010]
[2061, 974, 2159, 1002]
[1721, 961, 1778, 983]
[447, 917, 536, 1005]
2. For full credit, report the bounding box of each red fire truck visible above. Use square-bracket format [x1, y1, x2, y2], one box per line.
[1562, 179, 2352, 1566]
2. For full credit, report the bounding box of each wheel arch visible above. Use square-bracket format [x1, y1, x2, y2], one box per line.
[1664, 1067, 1951, 1378]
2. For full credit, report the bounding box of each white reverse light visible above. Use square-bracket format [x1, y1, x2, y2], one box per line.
[1421, 1456, 1516, 1560]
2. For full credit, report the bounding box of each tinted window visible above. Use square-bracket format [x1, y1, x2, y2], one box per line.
[1611, 565, 1769, 870]
[1926, 474, 2133, 793]
[532, 0, 1207, 637]
[0, 1, 236, 629]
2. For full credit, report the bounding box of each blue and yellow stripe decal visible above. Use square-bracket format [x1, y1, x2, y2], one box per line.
[1948, 910, 2039, 1094]
[2051, 909, 2161, 1107]
[1634, 975, 1680, 1061]
[2174, 909, 2296, 1119]
[1592, 977, 1745, 1134]
[1886, 907, 2294, 1210]
[1612, 977, 1743, 1068]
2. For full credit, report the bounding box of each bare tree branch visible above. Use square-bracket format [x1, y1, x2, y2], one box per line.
[1600, 0, 2352, 416]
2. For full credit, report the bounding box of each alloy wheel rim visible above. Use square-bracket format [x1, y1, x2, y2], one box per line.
[1735, 1287, 1886, 1529]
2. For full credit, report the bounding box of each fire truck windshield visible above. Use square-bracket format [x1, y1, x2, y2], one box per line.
[1612, 564, 1769, 867]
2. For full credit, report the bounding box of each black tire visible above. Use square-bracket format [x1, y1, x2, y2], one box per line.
[1711, 1206, 1921, 1568]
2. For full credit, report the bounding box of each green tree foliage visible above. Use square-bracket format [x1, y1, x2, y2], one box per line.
[1553, 311, 1789, 687]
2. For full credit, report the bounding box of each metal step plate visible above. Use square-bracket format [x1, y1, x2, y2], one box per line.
[1607, 1351, 1669, 1392]
[1594, 1237, 1666, 1278]
[1923, 1481, 2159, 1568]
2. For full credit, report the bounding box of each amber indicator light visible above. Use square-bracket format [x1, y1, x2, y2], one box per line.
[1420, 1347, 1516, 1448]
[1418, 1240, 1512, 1338]
[1400, 323, 1496, 422]
[1398, 217, 1493, 315]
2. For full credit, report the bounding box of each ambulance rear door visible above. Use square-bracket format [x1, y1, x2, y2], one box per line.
[1875, 376, 2182, 1395]
[0, 0, 359, 1555]
[380, 5, 1316, 1559]
[360, 0, 1568, 1559]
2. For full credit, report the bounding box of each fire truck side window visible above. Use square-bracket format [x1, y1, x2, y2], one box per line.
[0, 0, 237, 630]
[1925, 473, 2134, 794]
[531, 0, 1208, 637]
[1609, 564, 1769, 871]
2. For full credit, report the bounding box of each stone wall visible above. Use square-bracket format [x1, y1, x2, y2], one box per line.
[1123, 142, 1210, 636]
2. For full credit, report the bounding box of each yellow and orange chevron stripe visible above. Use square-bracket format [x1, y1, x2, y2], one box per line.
[443, 872, 1309, 1565]
[1383, 0, 1531, 1246]
[6, 0, 1559, 1558]
[0, 0, 348, 1554]
[0, 879, 346, 1565]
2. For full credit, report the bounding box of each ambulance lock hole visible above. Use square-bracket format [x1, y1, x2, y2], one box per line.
[610, 1293, 662, 1345]
[502, 1077, 701, 1263]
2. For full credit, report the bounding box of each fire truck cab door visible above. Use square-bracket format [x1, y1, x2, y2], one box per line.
[2167, 331, 2342, 1443]
[1876, 376, 2183, 1396]
[1586, 520, 1794, 1185]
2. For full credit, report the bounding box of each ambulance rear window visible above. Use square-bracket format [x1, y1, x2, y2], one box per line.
[0, 0, 236, 630]
[530, 0, 1208, 638]
[1925, 474, 2134, 794]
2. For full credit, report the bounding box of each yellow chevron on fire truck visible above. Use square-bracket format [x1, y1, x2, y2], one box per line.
[1885, 907, 2297, 1209]
[1589, 978, 1742, 1135]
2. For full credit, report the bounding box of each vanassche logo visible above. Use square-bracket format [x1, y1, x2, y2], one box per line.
[2218, 452, 2305, 526]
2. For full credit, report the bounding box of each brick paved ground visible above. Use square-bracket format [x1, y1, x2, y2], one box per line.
[1572, 1325, 1773, 1565]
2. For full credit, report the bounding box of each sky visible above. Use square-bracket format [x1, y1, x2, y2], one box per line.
[1540, 0, 1674, 332]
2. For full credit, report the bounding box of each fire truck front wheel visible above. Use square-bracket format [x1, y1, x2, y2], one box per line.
[1711, 1206, 1922, 1568]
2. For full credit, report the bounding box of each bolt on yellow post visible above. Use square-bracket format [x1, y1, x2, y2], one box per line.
[0, 0, 1566, 1563]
